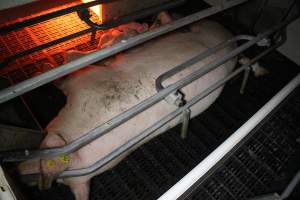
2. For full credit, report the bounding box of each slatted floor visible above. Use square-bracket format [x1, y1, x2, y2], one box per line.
[21, 52, 300, 200]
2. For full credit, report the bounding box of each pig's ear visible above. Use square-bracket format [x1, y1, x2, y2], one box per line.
[189, 22, 202, 33]
[40, 133, 67, 148]
[64, 50, 95, 64]
[63, 50, 83, 64]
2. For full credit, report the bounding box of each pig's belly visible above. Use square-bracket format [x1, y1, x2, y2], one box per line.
[47, 29, 235, 181]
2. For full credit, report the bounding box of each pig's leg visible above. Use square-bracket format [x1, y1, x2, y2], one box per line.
[150, 11, 173, 29]
[239, 57, 269, 77]
[68, 181, 90, 200]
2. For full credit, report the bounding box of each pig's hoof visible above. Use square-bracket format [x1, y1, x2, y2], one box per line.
[252, 63, 270, 77]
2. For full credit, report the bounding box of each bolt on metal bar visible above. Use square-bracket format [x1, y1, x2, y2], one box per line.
[0, 16, 292, 162]
[0, 0, 249, 105]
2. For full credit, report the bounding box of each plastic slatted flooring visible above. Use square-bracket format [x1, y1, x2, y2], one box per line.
[24, 53, 300, 200]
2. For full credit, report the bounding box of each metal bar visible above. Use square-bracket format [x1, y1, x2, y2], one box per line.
[155, 35, 255, 91]
[20, 37, 284, 180]
[181, 109, 191, 139]
[0, 16, 292, 163]
[157, 74, 300, 200]
[240, 66, 251, 94]
[0, 0, 114, 34]
[0, 0, 249, 105]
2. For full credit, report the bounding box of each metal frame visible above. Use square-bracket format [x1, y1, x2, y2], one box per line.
[0, 0, 296, 181]
[0, 14, 293, 163]
[19, 31, 286, 181]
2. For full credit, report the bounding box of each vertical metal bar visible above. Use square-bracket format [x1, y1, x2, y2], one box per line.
[240, 66, 251, 94]
[181, 109, 191, 139]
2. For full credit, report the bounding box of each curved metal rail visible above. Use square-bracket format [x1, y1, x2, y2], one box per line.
[155, 35, 255, 92]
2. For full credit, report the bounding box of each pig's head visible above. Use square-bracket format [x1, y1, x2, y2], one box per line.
[18, 133, 73, 190]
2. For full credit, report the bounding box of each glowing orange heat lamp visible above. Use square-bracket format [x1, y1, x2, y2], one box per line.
[81, 0, 103, 22]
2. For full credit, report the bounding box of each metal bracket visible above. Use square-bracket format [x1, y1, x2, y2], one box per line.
[165, 91, 184, 107]
[164, 91, 191, 139]
[257, 38, 271, 47]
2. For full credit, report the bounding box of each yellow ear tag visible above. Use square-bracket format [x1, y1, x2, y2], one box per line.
[59, 155, 70, 165]
[46, 160, 55, 168]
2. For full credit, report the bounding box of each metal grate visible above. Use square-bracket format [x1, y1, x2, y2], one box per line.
[0, 2, 102, 83]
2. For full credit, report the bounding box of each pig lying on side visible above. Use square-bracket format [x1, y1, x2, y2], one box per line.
[19, 19, 236, 200]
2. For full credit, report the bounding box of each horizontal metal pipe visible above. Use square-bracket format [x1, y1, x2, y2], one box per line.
[0, 0, 249, 105]
[155, 35, 255, 91]
[157, 74, 300, 200]
[0, 16, 291, 162]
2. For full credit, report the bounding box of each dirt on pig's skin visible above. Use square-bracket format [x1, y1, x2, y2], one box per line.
[18, 20, 237, 200]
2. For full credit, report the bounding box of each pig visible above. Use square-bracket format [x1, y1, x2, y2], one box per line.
[18, 19, 236, 200]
